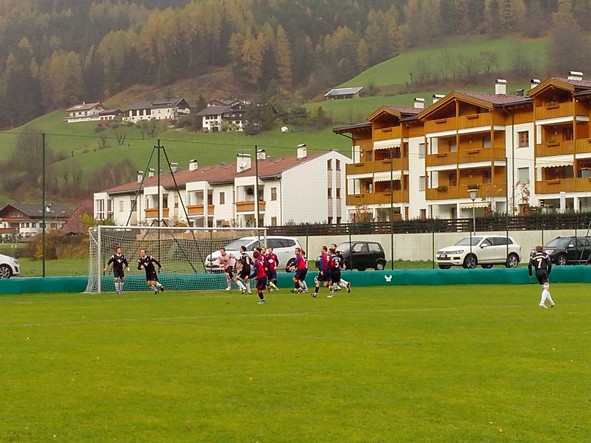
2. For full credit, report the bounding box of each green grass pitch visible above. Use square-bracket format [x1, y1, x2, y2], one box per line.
[1, 284, 590, 442]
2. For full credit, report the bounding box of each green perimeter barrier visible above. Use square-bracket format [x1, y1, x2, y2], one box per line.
[1, 267, 589, 295]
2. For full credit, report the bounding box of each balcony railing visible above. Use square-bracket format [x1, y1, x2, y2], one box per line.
[458, 147, 506, 163]
[346, 158, 409, 175]
[236, 200, 266, 212]
[534, 101, 588, 121]
[144, 208, 170, 218]
[535, 140, 575, 157]
[424, 118, 458, 134]
[425, 185, 460, 200]
[425, 151, 459, 167]
[373, 126, 402, 141]
[346, 190, 409, 206]
[187, 204, 215, 216]
[576, 139, 591, 155]
[534, 178, 591, 194]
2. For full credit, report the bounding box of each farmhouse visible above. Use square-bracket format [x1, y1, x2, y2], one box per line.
[0, 203, 73, 238]
[93, 146, 351, 227]
[336, 72, 591, 222]
[122, 97, 191, 124]
[195, 100, 248, 132]
[65, 102, 105, 123]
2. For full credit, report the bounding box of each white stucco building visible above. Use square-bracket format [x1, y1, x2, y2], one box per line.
[94, 146, 351, 227]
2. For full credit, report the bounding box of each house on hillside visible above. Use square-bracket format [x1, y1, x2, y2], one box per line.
[195, 100, 249, 132]
[65, 102, 105, 123]
[325, 87, 363, 100]
[94, 146, 351, 227]
[0, 203, 73, 238]
[122, 98, 191, 124]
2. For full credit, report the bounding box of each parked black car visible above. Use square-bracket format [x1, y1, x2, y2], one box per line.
[315, 241, 386, 271]
[543, 236, 591, 265]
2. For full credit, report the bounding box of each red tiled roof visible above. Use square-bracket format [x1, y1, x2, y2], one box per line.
[103, 152, 328, 194]
[459, 91, 529, 105]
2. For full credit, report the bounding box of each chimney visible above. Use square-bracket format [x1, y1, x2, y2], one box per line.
[530, 78, 540, 89]
[256, 149, 266, 160]
[413, 97, 425, 109]
[188, 159, 198, 171]
[148, 168, 155, 178]
[514, 88, 524, 96]
[495, 79, 507, 95]
[137, 171, 144, 183]
[297, 143, 307, 159]
[568, 70, 583, 81]
[432, 94, 445, 104]
[237, 153, 252, 172]
[170, 162, 178, 173]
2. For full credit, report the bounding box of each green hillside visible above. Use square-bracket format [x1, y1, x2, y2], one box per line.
[0, 35, 551, 206]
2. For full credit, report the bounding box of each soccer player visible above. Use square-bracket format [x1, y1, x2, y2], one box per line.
[538, 281, 556, 309]
[266, 247, 279, 291]
[250, 250, 267, 304]
[290, 247, 308, 293]
[103, 246, 130, 294]
[215, 247, 246, 292]
[528, 245, 553, 307]
[331, 243, 351, 293]
[313, 245, 332, 298]
[137, 249, 164, 294]
[236, 245, 253, 294]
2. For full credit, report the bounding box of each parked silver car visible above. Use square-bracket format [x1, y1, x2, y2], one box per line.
[0, 253, 20, 278]
[436, 235, 521, 269]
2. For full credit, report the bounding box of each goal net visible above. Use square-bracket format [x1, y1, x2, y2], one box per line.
[85, 225, 267, 293]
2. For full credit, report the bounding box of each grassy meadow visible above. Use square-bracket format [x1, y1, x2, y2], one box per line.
[1, 284, 589, 442]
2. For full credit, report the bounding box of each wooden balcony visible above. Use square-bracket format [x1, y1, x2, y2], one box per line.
[426, 151, 459, 167]
[346, 193, 374, 206]
[374, 190, 410, 204]
[535, 140, 575, 157]
[187, 204, 214, 216]
[425, 185, 460, 200]
[373, 126, 402, 141]
[576, 139, 591, 155]
[534, 101, 588, 121]
[235, 200, 266, 212]
[535, 178, 591, 194]
[425, 118, 458, 134]
[457, 112, 505, 129]
[144, 208, 170, 218]
[458, 147, 506, 163]
[346, 158, 409, 175]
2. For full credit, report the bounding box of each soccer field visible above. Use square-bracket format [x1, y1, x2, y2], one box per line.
[1, 285, 590, 442]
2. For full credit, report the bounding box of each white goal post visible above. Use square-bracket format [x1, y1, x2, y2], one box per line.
[85, 225, 267, 293]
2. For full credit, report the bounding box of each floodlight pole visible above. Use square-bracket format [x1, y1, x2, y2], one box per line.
[469, 188, 478, 234]
[42, 133, 46, 278]
[254, 144, 260, 228]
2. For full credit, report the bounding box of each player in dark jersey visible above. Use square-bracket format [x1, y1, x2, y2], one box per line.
[528, 245, 552, 285]
[104, 246, 130, 294]
[331, 243, 351, 293]
[249, 250, 267, 304]
[313, 245, 332, 298]
[266, 247, 279, 291]
[137, 248, 164, 294]
[236, 245, 253, 294]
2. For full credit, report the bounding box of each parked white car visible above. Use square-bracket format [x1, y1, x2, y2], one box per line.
[204, 236, 301, 272]
[0, 253, 20, 278]
[436, 235, 521, 269]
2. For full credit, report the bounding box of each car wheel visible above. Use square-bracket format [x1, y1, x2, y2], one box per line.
[481, 264, 493, 269]
[556, 254, 568, 266]
[375, 261, 386, 270]
[505, 253, 520, 268]
[438, 265, 451, 269]
[462, 254, 477, 269]
[0, 264, 12, 278]
[357, 267, 366, 271]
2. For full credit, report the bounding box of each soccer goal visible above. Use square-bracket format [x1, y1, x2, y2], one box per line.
[85, 225, 267, 293]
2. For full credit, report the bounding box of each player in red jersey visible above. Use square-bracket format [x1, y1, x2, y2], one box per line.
[250, 250, 267, 304]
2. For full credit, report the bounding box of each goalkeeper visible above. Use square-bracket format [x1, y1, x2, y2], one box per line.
[103, 246, 130, 294]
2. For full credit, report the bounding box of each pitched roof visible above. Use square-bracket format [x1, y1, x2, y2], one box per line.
[66, 102, 103, 112]
[127, 97, 189, 111]
[0, 203, 73, 218]
[195, 105, 230, 116]
[102, 151, 341, 194]
[325, 87, 363, 97]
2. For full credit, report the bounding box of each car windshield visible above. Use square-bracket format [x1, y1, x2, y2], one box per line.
[544, 238, 573, 248]
[336, 242, 351, 253]
[455, 237, 483, 246]
[222, 238, 254, 250]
